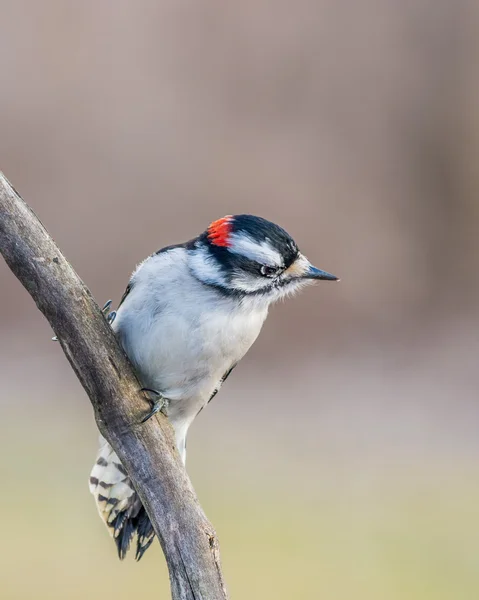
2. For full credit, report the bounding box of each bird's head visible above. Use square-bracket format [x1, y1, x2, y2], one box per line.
[188, 214, 338, 304]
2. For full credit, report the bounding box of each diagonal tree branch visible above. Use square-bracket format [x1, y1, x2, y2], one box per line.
[0, 172, 228, 600]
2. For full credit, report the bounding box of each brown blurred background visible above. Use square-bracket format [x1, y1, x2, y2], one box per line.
[1, 1, 479, 599]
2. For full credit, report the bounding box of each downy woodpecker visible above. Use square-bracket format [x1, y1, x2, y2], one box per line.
[89, 214, 338, 559]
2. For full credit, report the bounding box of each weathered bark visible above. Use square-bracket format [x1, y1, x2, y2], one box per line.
[0, 172, 228, 600]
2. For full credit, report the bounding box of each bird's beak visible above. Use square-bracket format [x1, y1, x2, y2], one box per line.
[302, 264, 339, 281]
[284, 254, 339, 281]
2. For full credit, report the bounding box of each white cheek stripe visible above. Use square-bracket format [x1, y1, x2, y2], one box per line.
[230, 271, 271, 293]
[187, 246, 227, 286]
[228, 233, 283, 266]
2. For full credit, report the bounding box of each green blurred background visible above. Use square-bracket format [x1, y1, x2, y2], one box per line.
[1, 1, 479, 598]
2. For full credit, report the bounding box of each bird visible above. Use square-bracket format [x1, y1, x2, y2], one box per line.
[89, 214, 338, 560]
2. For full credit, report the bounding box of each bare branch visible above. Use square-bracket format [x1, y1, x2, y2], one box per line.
[0, 172, 228, 600]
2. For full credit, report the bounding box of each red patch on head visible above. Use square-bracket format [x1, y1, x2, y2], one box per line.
[207, 215, 233, 247]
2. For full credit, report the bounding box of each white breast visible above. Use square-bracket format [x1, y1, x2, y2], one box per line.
[113, 248, 268, 431]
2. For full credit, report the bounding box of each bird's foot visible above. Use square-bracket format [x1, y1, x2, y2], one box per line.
[140, 388, 170, 423]
[101, 299, 112, 315]
[102, 299, 117, 325]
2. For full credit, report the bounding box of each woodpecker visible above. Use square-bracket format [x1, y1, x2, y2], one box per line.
[89, 214, 338, 560]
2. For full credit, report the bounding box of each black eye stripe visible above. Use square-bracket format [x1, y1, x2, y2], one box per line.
[260, 265, 281, 277]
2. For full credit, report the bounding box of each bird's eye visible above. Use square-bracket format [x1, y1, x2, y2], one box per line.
[260, 265, 279, 277]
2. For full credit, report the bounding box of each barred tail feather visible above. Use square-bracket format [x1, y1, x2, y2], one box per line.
[89, 437, 155, 560]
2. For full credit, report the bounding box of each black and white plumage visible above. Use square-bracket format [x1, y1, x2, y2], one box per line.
[89, 214, 338, 559]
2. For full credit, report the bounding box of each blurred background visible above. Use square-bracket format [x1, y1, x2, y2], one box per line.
[1, 1, 479, 598]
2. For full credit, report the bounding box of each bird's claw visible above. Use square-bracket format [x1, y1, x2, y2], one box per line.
[140, 388, 169, 423]
[102, 300, 117, 325]
[102, 300, 112, 314]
